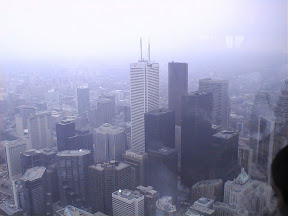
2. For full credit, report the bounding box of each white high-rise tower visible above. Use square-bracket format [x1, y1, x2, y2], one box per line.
[130, 39, 159, 152]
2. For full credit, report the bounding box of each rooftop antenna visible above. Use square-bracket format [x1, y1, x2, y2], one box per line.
[148, 38, 150, 62]
[140, 37, 143, 61]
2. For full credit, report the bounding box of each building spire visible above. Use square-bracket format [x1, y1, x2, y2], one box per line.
[140, 37, 143, 61]
[148, 38, 150, 62]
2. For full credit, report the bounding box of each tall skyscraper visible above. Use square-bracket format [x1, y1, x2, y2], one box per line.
[207, 131, 240, 182]
[168, 62, 188, 126]
[56, 120, 76, 151]
[88, 161, 131, 214]
[130, 59, 159, 152]
[122, 149, 148, 187]
[4, 138, 27, 180]
[21, 166, 47, 216]
[199, 78, 229, 130]
[145, 109, 175, 151]
[181, 92, 212, 187]
[93, 123, 127, 163]
[97, 97, 116, 123]
[238, 140, 253, 176]
[56, 149, 93, 207]
[27, 111, 52, 149]
[77, 86, 90, 115]
[191, 179, 223, 203]
[147, 147, 178, 200]
[112, 189, 145, 216]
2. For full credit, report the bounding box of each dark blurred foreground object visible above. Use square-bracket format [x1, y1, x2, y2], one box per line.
[272, 145, 288, 216]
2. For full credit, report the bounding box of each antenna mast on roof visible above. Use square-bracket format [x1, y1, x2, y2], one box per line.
[148, 38, 150, 61]
[140, 37, 143, 61]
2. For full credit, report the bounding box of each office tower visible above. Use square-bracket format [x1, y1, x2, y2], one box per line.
[15, 115, 25, 136]
[38, 148, 57, 167]
[168, 62, 188, 126]
[93, 123, 127, 163]
[213, 202, 248, 216]
[112, 189, 145, 216]
[56, 149, 93, 207]
[17, 105, 36, 128]
[88, 161, 131, 214]
[21, 166, 47, 216]
[224, 168, 250, 207]
[208, 131, 240, 182]
[155, 196, 177, 216]
[144, 109, 175, 151]
[4, 139, 27, 180]
[130, 59, 160, 152]
[275, 86, 288, 122]
[199, 78, 230, 130]
[117, 104, 131, 122]
[67, 130, 94, 152]
[46, 164, 60, 202]
[98, 96, 116, 122]
[148, 146, 177, 200]
[27, 111, 52, 149]
[56, 205, 108, 216]
[175, 125, 181, 171]
[56, 120, 76, 151]
[135, 186, 160, 216]
[77, 86, 90, 115]
[249, 92, 273, 161]
[238, 140, 253, 176]
[20, 149, 43, 174]
[181, 92, 212, 187]
[122, 149, 148, 187]
[191, 179, 223, 203]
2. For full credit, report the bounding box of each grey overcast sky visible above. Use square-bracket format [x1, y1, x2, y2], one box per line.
[0, 0, 286, 61]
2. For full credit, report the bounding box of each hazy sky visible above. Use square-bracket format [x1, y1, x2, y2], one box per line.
[0, 0, 286, 61]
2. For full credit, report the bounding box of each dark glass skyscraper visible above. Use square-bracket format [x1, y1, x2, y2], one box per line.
[56, 149, 93, 207]
[181, 92, 212, 187]
[144, 109, 175, 151]
[168, 62, 188, 126]
[147, 146, 177, 200]
[56, 120, 76, 151]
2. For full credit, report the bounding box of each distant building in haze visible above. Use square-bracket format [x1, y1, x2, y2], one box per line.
[20, 149, 43, 174]
[27, 111, 52, 149]
[199, 78, 229, 130]
[77, 86, 90, 115]
[4, 138, 27, 180]
[168, 62, 188, 126]
[145, 108, 175, 151]
[56, 120, 76, 151]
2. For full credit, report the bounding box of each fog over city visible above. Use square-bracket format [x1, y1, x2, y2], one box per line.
[0, 0, 287, 216]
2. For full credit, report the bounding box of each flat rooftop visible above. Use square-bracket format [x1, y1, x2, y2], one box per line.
[192, 179, 222, 188]
[213, 130, 238, 139]
[146, 108, 174, 116]
[90, 161, 130, 171]
[38, 148, 57, 156]
[56, 205, 94, 216]
[22, 166, 46, 181]
[22, 149, 41, 156]
[94, 123, 124, 134]
[57, 149, 91, 157]
[112, 189, 144, 201]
